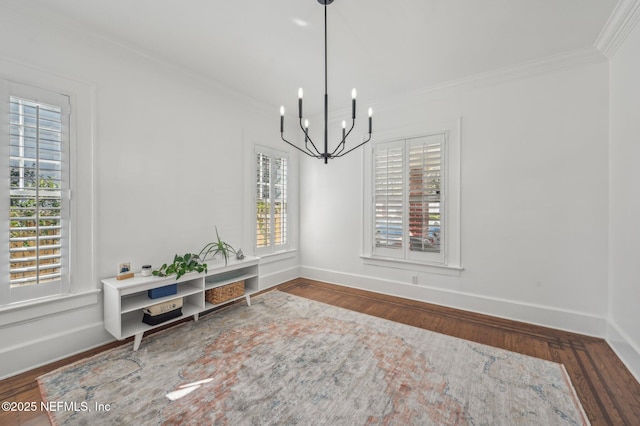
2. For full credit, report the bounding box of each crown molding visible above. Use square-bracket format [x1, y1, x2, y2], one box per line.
[1, 0, 277, 118]
[595, 0, 640, 58]
[424, 47, 606, 95]
[352, 46, 607, 117]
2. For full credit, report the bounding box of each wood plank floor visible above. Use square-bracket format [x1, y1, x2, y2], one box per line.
[1, 278, 639, 425]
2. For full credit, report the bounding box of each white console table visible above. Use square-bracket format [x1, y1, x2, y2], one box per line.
[102, 256, 259, 351]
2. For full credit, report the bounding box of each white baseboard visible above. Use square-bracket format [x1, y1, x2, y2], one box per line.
[1, 322, 113, 380]
[300, 266, 607, 338]
[258, 266, 300, 291]
[606, 320, 640, 382]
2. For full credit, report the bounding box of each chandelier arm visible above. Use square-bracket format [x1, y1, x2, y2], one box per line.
[334, 133, 372, 158]
[330, 118, 356, 157]
[298, 118, 323, 156]
[281, 133, 321, 158]
[331, 144, 344, 158]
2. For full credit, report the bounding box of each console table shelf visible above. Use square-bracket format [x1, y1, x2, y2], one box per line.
[102, 256, 259, 351]
[120, 282, 202, 314]
[205, 272, 258, 290]
[120, 302, 202, 338]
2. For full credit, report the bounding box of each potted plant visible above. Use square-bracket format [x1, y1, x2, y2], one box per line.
[198, 226, 239, 265]
[152, 253, 207, 280]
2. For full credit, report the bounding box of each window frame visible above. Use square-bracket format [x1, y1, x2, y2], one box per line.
[254, 146, 290, 255]
[362, 118, 462, 274]
[0, 64, 96, 313]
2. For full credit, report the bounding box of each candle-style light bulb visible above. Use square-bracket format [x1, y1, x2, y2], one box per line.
[368, 108, 373, 134]
[342, 120, 346, 141]
[304, 119, 309, 142]
[351, 88, 357, 119]
[298, 88, 303, 118]
[280, 106, 285, 133]
[298, 88, 304, 99]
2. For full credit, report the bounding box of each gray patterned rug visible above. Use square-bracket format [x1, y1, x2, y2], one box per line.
[38, 290, 589, 425]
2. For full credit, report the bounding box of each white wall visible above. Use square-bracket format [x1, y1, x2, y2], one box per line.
[301, 59, 611, 336]
[0, 4, 298, 378]
[1, 1, 635, 383]
[608, 20, 640, 380]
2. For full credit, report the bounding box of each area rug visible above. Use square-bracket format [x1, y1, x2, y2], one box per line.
[38, 290, 589, 425]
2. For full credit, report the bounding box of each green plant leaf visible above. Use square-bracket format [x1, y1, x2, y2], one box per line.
[153, 252, 208, 280]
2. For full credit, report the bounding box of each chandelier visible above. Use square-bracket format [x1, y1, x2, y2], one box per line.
[280, 0, 373, 164]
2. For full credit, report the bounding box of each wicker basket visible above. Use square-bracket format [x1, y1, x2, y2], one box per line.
[205, 280, 245, 305]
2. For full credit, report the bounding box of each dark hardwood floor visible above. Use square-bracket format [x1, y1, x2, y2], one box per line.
[1, 278, 639, 425]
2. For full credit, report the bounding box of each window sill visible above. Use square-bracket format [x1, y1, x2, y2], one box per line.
[0, 289, 101, 328]
[360, 255, 463, 277]
[258, 249, 298, 265]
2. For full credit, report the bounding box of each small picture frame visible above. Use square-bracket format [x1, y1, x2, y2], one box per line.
[117, 262, 134, 280]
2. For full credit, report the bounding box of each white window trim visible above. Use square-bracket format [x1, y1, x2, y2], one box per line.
[360, 255, 463, 277]
[0, 57, 96, 313]
[0, 289, 101, 327]
[362, 117, 462, 272]
[258, 248, 298, 265]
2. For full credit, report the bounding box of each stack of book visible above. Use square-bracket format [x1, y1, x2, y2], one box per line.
[142, 297, 183, 325]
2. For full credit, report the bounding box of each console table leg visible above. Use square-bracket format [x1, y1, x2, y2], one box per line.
[133, 333, 143, 351]
[245, 294, 251, 306]
[194, 312, 199, 322]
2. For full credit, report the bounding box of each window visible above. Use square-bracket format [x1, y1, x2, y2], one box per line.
[364, 118, 461, 272]
[255, 148, 288, 253]
[2, 82, 71, 304]
[374, 134, 444, 263]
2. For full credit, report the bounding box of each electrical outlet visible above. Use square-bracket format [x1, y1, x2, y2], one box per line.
[411, 275, 418, 284]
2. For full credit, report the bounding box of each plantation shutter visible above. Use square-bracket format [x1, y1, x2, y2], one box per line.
[255, 148, 288, 252]
[374, 141, 404, 257]
[372, 133, 446, 263]
[7, 86, 70, 298]
[273, 156, 287, 247]
[408, 135, 443, 259]
[256, 152, 271, 248]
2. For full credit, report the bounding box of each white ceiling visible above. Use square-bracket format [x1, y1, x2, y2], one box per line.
[26, 0, 616, 115]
